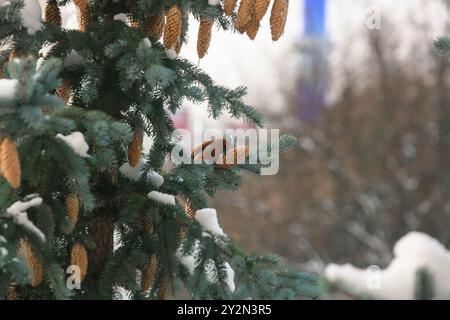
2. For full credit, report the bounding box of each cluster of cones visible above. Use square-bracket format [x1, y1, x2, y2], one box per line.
[14, 191, 87, 290]
[191, 137, 250, 169]
[228, 0, 289, 41]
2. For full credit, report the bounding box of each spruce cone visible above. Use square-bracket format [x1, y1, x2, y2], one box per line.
[270, 0, 289, 41]
[8, 50, 17, 63]
[175, 41, 182, 55]
[184, 200, 195, 220]
[144, 15, 165, 40]
[18, 239, 44, 288]
[66, 194, 79, 232]
[127, 128, 143, 167]
[197, 18, 213, 59]
[216, 145, 250, 169]
[71, 243, 88, 282]
[73, 0, 87, 10]
[56, 79, 72, 104]
[246, 16, 260, 40]
[6, 284, 20, 300]
[128, 14, 140, 28]
[78, 6, 91, 32]
[236, 0, 255, 33]
[255, 0, 271, 22]
[224, 0, 238, 16]
[141, 213, 153, 233]
[45, 0, 61, 26]
[141, 255, 157, 292]
[163, 5, 182, 49]
[88, 212, 113, 277]
[0, 138, 21, 189]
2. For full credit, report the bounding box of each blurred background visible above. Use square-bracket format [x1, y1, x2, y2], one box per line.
[174, 0, 450, 274]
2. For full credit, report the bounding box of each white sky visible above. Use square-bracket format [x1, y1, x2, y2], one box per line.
[37, 0, 450, 129]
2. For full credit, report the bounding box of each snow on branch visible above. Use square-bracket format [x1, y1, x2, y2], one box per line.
[195, 208, 226, 237]
[325, 232, 450, 299]
[5, 195, 46, 242]
[0, 79, 18, 100]
[147, 191, 176, 206]
[56, 132, 90, 158]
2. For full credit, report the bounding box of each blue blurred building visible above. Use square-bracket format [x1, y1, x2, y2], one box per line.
[298, 0, 328, 121]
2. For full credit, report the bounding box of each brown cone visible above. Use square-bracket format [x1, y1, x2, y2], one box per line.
[270, 0, 289, 41]
[246, 16, 260, 40]
[184, 200, 195, 220]
[0, 138, 21, 189]
[128, 14, 140, 28]
[141, 255, 158, 292]
[78, 6, 91, 32]
[197, 18, 213, 59]
[66, 194, 79, 232]
[127, 128, 143, 167]
[163, 5, 182, 49]
[8, 50, 18, 63]
[141, 213, 153, 233]
[18, 239, 44, 288]
[216, 145, 250, 169]
[6, 284, 21, 300]
[255, 0, 271, 22]
[144, 15, 165, 40]
[71, 242, 88, 282]
[45, 0, 62, 26]
[175, 41, 182, 55]
[56, 79, 72, 104]
[224, 0, 238, 16]
[73, 0, 87, 10]
[236, 0, 255, 33]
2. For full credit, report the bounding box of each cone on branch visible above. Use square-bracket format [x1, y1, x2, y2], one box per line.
[56, 79, 72, 104]
[184, 200, 195, 220]
[127, 128, 143, 167]
[0, 138, 21, 189]
[224, 0, 238, 16]
[18, 239, 44, 288]
[8, 50, 18, 63]
[246, 16, 260, 40]
[45, 0, 62, 26]
[255, 0, 271, 22]
[197, 17, 213, 59]
[6, 284, 20, 300]
[270, 0, 289, 41]
[141, 255, 157, 292]
[78, 5, 91, 32]
[128, 14, 140, 28]
[71, 242, 88, 282]
[163, 5, 182, 49]
[66, 194, 79, 232]
[216, 145, 250, 169]
[141, 213, 153, 233]
[73, 0, 87, 10]
[144, 15, 165, 40]
[175, 41, 182, 55]
[236, 0, 255, 33]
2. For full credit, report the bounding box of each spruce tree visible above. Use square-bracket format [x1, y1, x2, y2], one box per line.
[0, 0, 318, 300]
